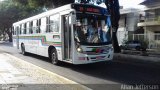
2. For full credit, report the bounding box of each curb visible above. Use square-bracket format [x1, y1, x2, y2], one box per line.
[4, 53, 92, 90]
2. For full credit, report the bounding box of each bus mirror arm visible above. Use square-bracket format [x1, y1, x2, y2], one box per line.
[71, 15, 76, 24]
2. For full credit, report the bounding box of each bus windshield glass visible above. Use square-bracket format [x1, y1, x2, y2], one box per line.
[74, 13, 111, 45]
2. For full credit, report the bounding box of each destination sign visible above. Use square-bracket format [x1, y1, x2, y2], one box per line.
[79, 7, 100, 13]
[72, 4, 108, 15]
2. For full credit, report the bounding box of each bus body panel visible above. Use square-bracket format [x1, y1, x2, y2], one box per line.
[72, 44, 113, 64]
[15, 33, 63, 59]
[12, 3, 113, 64]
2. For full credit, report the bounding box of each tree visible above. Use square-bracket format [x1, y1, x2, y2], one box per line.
[0, 0, 74, 42]
[105, 0, 121, 53]
[0, 0, 21, 41]
[13, 0, 74, 10]
[0, 0, 121, 53]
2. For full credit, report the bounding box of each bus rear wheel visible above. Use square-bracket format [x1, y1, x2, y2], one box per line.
[21, 44, 26, 55]
[50, 49, 59, 65]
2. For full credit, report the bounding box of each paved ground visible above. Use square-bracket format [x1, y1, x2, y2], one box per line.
[0, 41, 160, 90]
[0, 53, 90, 90]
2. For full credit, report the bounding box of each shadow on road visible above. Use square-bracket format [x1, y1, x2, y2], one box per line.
[25, 52, 160, 85]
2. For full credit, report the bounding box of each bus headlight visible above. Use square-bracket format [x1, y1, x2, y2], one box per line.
[77, 47, 83, 53]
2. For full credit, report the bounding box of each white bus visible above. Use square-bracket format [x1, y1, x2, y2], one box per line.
[12, 3, 113, 65]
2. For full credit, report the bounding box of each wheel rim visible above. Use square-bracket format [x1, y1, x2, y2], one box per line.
[51, 52, 57, 63]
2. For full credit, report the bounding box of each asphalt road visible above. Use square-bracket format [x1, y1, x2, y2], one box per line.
[0, 42, 160, 89]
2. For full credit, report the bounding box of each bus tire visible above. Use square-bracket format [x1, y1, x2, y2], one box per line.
[21, 44, 26, 55]
[50, 49, 59, 65]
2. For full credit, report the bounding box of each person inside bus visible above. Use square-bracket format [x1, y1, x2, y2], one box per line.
[87, 23, 93, 42]
[97, 22, 104, 42]
[75, 21, 87, 43]
[87, 21, 98, 43]
[101, 21, 110, 43]
[81, 25, 87, 35]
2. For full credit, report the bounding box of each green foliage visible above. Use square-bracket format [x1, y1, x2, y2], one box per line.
[139, 38, 149, 49]
[0, 0, 121, 53]
[0, 0, 45, 40]
[0, 0, 75, 30]
[0, 0, 20, 28]
[0, 0, 75, 41]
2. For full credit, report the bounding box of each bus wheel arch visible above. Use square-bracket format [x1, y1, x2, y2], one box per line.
[21, 43, 26, 55]
[48, 46, 59, 65]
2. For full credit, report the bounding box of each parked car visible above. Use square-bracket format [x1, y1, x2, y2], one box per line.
[120, 40, 147, 51]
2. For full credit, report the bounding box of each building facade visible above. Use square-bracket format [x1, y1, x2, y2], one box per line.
[118, 8, 140, 45]
[137, 0, 160, 49]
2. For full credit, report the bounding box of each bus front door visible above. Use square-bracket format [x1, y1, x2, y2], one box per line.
[63, 15, 72, 61]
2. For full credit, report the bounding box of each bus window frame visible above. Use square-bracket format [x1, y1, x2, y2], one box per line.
[49, 13, 60, 33]
[33, 19, 39, 34]
[40, 17, 47, 33]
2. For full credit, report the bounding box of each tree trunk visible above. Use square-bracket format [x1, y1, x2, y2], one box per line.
[105, 0, 121, 53]
[9, 28, 12, 42]
[8, 32, 12, 42]
[5, 28, 12, 42]
[112, 27, 121, 53]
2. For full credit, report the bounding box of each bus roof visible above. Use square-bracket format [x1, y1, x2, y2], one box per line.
[13, 3, 108, 26]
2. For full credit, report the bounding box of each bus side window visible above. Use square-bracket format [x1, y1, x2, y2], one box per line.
[24, 23, 27, 34]
[40, 17, 47, 33]
[14, 26, 17, 35]
[49, 14, 60, 32]
[38, 19, 41, 33]
[16, 26, 19, 35]
[33, 20, 38, 33]
[12, 26, 14, 35]
[36, 20, 39, 33]
[20, 24, 22, 35]
[13, 26, 16, 35]
[46, 17, 49, 33]
[26, 22, 30, 34]
[21, 24, 24, 34]
[29, 21, 33, 34]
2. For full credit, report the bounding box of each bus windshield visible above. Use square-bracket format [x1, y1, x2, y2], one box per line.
[74, 13, 111, 45]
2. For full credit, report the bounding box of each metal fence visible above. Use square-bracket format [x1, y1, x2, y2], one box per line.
[132, 34, 160, 49]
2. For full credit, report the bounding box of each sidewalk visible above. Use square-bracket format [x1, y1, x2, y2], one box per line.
[0, 40, 9, 43]
[147, 49, 160, 57]
[0, 53, 90, 90]
[113, 53, 160, 66]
